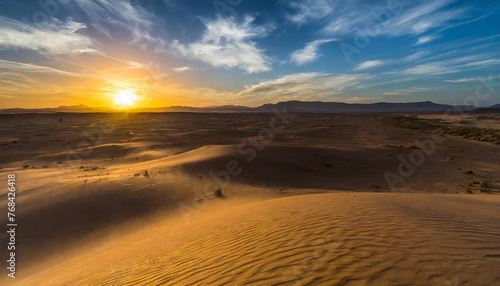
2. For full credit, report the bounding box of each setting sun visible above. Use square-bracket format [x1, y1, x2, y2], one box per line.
[115, 90, 137, 107]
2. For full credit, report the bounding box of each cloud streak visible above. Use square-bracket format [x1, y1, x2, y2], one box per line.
[416, 35, 438, 45]
[71, 0, 160, 46]
[384, 87, 434, 96]
[404, 51, 426, 62]
[354, 60, 385, 70]
[286, 0, 470, 40]
[0, 59, 78, 76]
[290, 39, 336, 66]
[445, 74, 500, 83]
[285, 0, 335, 25]
[402, 54, 500, 75]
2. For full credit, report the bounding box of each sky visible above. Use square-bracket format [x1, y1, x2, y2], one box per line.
[0, 0, 499, 109]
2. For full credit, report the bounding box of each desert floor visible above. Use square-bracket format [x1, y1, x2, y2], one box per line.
[0, 112, 499, 285]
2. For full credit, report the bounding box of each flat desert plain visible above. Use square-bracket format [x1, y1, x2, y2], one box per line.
[0, 112, 499, 285]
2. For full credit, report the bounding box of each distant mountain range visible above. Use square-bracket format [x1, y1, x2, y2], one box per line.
[0, 101, 498, 114]
[255, 101, 479, 113]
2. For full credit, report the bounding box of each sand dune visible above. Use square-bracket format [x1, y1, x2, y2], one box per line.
[1, 113, 499, 285]
[13, 193, 500, 285]
[1, 141, 499, 274]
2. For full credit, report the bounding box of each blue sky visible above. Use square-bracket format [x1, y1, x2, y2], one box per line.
[0, 0, 499, 108]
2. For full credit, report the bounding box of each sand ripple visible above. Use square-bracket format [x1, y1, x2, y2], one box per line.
[16, 193, 500, 286]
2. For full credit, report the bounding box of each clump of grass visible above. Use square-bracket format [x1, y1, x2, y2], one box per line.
[480, 188, 491, 194]
[480, 182, 490, 188]
[214, 188, 223, 197]
[84, 166, 99, 171]
[465, 187, 473, 194]
[384, 116, 442, 131]
[469, 181, 480, 186]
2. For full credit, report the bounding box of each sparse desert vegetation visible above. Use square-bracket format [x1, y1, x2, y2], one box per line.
[386, 114, 500, 144]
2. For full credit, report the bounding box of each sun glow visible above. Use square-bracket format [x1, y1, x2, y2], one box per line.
[114, 90, 137, 107]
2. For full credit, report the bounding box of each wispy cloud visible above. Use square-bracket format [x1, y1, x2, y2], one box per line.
[416, 35, 438, 45]
[71, 0, 160, 47]
[0, 59, 78, 76]
[286, 0, 470, 40]
[172, 16, 271, 73]
[173, 66, 191, 72]
[0, 0, 165, 54]
[0, 16, 92, 54]
[0, 72, 39, 91]
[354, 59, 385, 71]
[237, 72, 370, 103]
[462, 59, 500, 67]
[445, 74, 500, 83]
[290, 38, 336, 66]
[384, 87, 434, 95]
[402, 54, 500, 75]
[404, 51, 426, 62]
[404, 63, 448, 75]
[445, 78, 476, 83]
[285, 0, 335, 25]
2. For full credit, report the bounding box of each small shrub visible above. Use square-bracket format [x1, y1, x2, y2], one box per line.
[480, 188, 491, 193]
[84, 166, 99, 171]
[214, 188, 223, 197]
[480, 182, 490, 188]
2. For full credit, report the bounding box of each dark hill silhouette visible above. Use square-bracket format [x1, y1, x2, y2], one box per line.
[0, 101, 484, 114]
[255, 100, 475, 112]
